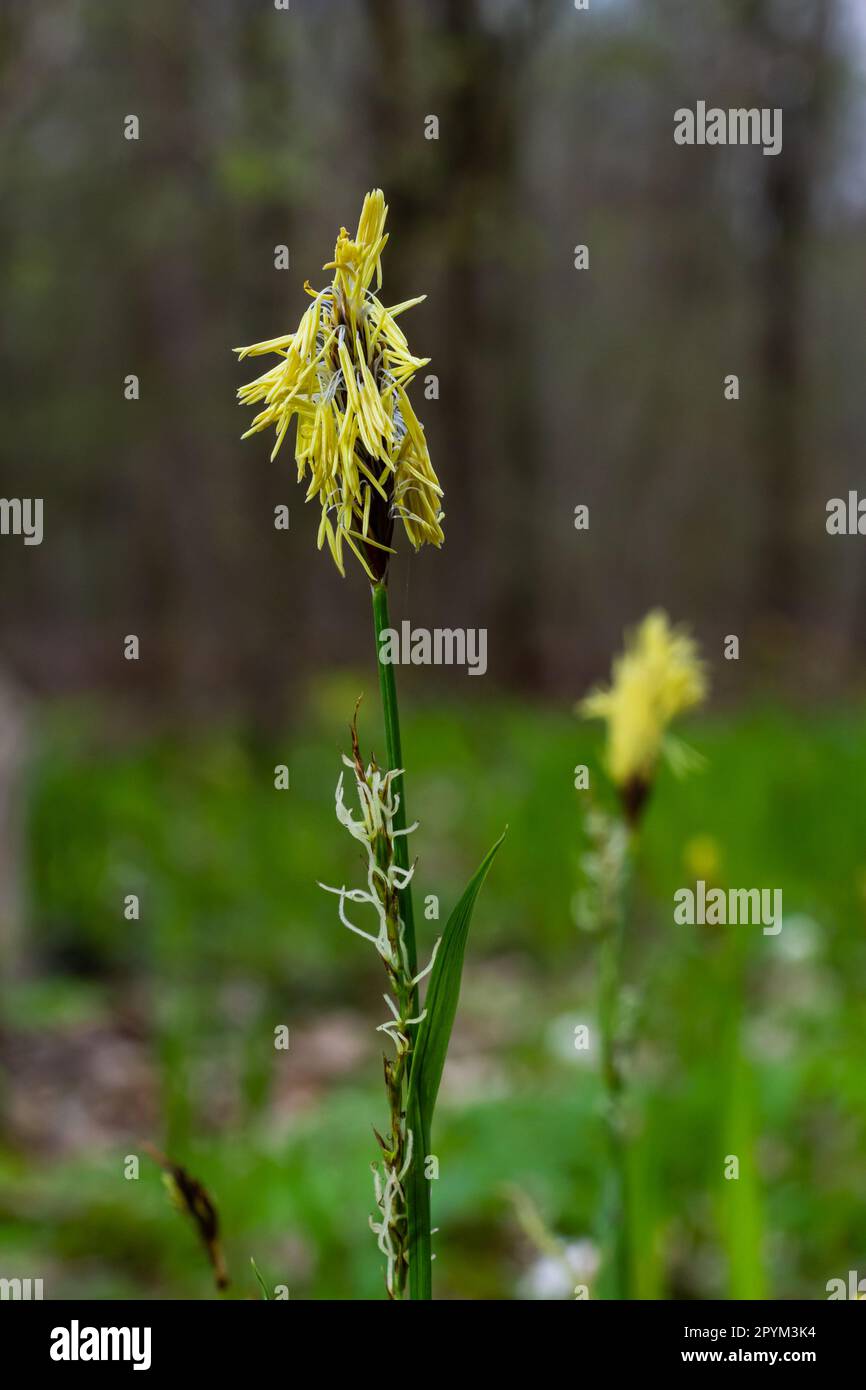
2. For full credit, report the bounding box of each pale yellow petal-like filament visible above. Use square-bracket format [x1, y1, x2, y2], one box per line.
[236, 189, 444, 577]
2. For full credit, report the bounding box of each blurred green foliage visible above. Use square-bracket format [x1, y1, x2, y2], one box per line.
[3, 689, 866, 1298]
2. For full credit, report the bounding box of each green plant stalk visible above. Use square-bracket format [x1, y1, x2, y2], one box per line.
[370, 579, 428, 1297]
[598, 848, 632, 1300]
[371, 581, 418, 997]
[374, 838, 413, 1298]
[405, 1092, 432, 1300]
[720, 932, 766, 1298]
[406, 831, 506, 1302]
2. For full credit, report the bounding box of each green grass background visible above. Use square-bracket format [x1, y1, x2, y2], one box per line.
[2, 680, 864, 1299]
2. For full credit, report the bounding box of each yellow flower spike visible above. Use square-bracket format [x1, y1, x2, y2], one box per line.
[580, 610, 707, 822]
[235, 190, 443, 581]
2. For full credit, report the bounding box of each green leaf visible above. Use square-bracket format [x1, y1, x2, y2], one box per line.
[406, 830, 506, 1299]
[405, 1089, 433, 1300]
[408, 830, 506, 1125]
[250, 1256, 271, 1301]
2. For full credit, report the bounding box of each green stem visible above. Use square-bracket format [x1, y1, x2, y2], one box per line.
[370, 579, 430, 1299]
[371, 582, 418, 994]
[598, 841, 632, 1300]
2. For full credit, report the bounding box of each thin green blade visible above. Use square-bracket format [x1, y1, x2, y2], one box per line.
[406, 830, 505, 1298]
[250, 1256, 272, 1301]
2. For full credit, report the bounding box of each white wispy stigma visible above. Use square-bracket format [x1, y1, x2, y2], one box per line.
[573, 806, 629, 935]
[320, 738, 436, 1298]
[319, 755, 420, 969]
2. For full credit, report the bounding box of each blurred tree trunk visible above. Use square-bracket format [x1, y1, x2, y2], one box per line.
[443, 0, 550, 686]
[362, 0, 488, 637]
[366, 0, 549, 683]
[745, 0, 834, 625]
[128, 1, 221, 705]
[364, 0, 416, 241]
[229, 0, 304, 731]
[127, 0, 303, 725]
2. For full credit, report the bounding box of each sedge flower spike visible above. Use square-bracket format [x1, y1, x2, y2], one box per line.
[319, 717, 440, 1299]
[580, 610, 707, 818]
[235, 189, 444, 581]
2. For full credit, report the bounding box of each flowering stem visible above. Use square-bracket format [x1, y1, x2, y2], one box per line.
[371, 581, 418, 995]
[370, 579, 431, 1299]
[598, 844, 632, 1300]
[374, 845, 413, 1299]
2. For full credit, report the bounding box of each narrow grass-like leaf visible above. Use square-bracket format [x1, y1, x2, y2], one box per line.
[406, 829, 506, 1298]
[250, 1256, 271, 1301]
[409, 830, 506, 1126]
[405, 1089, 433, 1299]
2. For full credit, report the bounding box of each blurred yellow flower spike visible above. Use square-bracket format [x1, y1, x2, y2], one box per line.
[581, 610, 707, 813]
[235, 189, 444, 581]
